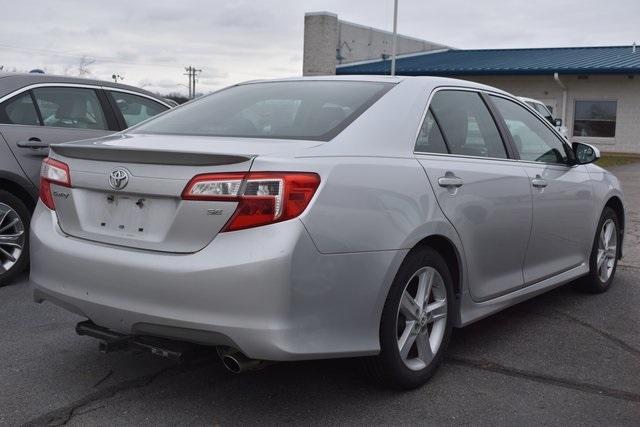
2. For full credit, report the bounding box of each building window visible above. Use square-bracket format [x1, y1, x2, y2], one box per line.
[573, 100, 617, 138]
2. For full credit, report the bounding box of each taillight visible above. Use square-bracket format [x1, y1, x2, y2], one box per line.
[40, 158, 71, 210]
[182, 172, 320, 232]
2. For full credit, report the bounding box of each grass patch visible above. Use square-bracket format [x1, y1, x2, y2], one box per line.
[596, 153, 640, 168]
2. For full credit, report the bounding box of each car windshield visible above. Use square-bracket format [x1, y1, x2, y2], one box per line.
[132, 81, 394, 141]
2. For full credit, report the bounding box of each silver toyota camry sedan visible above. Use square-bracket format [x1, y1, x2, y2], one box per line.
[29, 76, 624, 389]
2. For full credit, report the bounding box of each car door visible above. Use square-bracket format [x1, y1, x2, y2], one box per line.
[0, 86, 115, 186]
[415, 89, 533, 301]
[489, 95, 595, 283]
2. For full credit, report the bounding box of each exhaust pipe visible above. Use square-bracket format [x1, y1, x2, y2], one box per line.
[217, 347, 270, 373]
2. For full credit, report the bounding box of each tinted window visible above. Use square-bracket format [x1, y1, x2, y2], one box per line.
[430, 91, 507, 159]
[0, 92, 40, 126]
[573, 100, 616, 137]
[32, 87, 108, 130]
[132, 81, 393, 141]
[109, 91, 167, 127]
[491, 96, 568, 164]
[415, 109, 448, 154]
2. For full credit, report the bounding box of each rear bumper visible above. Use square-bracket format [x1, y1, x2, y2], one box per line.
[30, 203, 405, 361]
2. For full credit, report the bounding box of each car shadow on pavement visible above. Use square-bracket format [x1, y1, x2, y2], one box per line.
[25, 268, 640, 425]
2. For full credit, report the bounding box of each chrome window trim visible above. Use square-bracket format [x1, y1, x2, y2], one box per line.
[0, 122, 111, 133]
[414, 150, 579, 169]
[0, 82, 170, 108]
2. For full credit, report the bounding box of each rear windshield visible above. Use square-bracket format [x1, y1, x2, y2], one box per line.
[132, 81, 394, 141]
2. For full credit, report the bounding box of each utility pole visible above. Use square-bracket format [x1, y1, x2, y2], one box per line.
[390, 0, 399, 76]
[192, 66, 202, 98]
[112, 73, 124, 83]
[184, 66, 192, 99]
[184, 66, 203, 99]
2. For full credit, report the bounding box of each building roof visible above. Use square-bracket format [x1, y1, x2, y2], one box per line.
[336, 46, 640, 76]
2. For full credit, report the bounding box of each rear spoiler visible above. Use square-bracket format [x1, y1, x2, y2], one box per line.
[50, 145, 252, 166]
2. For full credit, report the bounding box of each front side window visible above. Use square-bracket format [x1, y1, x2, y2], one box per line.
[32, 87, 108, 130]
[491, 96, 568, 164]
[132, 81, 394, 141]
[0, 92, 40, 126]
[429, 90, 507, 159]
[108, 91, 167, 128]
[573, 100, 616, 138]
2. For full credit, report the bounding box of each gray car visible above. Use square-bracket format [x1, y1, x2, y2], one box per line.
[0, 73, 171, 284]
[29, 76, 624, 389]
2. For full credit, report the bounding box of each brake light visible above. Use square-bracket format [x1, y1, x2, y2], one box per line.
[40, 158, 71, 210]
[182, 172, 320, 232]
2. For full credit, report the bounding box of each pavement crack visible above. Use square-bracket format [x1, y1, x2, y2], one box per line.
[92, 369, 114, 388]
[445, 356, 640, 403]
[21, 365, 177, 426]
[549, 309, 640, 360]
[515, 307, 640, 360]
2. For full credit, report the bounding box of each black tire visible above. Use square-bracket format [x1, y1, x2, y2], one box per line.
[0, 190, 31, 287]
[363, 246, 454, 390]
[574, 207, 620, 294]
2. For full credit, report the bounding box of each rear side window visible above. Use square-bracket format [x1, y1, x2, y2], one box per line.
[491, 96, 568, 164]
[108, 91, 168, 127]
[0, 92, 40, 126]
[430, 90, 507, 159]
[415, 109, 448, 154]
[132, 81, 394, 141]
[32, 87, 108, 130]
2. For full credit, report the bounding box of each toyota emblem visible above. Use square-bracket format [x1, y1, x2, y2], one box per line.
[109, 168, 130, 190]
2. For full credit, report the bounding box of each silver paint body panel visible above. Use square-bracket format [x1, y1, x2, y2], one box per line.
[30, 76, 624, 360]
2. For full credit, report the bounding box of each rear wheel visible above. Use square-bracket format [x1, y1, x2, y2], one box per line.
[575, 207, 619, 293]
[0, 190, 30, 287]
[363, 246, 454, 389]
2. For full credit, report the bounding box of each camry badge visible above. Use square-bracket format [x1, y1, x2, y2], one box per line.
[109, 168, 130, 191]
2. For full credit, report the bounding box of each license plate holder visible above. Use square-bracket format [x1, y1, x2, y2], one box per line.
[98, 194, 150, 235]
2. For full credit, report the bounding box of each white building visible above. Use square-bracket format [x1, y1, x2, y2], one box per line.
[303, 12, 640, 154]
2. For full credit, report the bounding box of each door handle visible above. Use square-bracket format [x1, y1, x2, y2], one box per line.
[17, 137, 48, 149]
[438, 174, 464, 188]
[531, 175, 548, 188]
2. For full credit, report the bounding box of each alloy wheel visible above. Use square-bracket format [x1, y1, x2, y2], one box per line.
[596, 218, 617, 282]
[0, 202, 25, 274]
[396, 266, 447, 371]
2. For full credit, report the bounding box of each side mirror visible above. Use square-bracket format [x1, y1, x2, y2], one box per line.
[554, 118, 563, 127]
[572, 142, 600, 164]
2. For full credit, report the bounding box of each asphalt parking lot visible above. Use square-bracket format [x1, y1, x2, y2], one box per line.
[1, 164, 639, 426]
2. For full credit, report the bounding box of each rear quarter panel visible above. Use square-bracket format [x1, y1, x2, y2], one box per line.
[251, 154, 466, 329]
[251, 155, 456, 254]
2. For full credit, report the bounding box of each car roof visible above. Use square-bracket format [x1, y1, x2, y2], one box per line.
[0, 72, 162, 100]
[517, 96, 544, 105]
[239, 74, 511, 97]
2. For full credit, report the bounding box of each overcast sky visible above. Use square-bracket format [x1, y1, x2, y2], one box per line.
[1, 0, 638, 95]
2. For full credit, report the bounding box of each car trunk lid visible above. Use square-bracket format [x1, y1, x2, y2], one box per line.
[47, 133, 319, 253]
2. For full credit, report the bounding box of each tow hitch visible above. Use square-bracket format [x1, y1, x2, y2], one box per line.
[75, 320, 207, 362]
